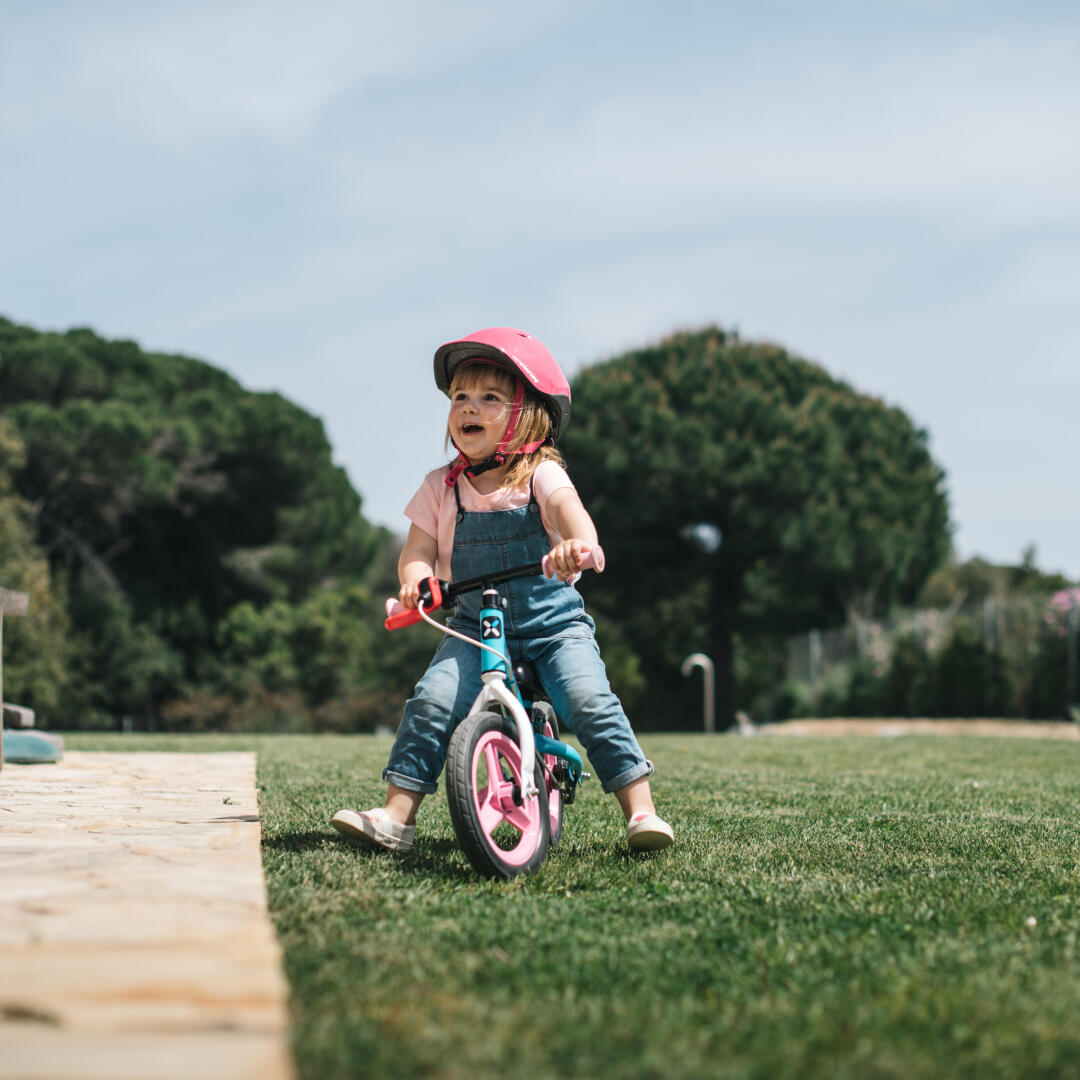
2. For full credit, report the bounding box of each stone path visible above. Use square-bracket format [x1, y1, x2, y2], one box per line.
[0, 752, 295, 1080]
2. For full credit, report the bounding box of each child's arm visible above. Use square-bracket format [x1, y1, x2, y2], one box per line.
[543, 487, 599, 581]
[398, 524, 439, 609]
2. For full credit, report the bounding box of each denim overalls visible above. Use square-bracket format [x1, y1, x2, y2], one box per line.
[383, 481, 653, 796]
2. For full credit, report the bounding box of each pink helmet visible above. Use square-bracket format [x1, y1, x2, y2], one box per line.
[434, 327, 571, 442]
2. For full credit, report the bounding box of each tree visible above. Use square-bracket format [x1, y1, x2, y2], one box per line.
[563, 327, 951, 729]
[0, 418, 70, 715]
[0, 315, 393, 727]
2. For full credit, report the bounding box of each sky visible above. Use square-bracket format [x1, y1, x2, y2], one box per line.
[2, 0, 1078, 578]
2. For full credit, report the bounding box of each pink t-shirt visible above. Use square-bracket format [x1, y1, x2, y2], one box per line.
[404, 460, 576, 579]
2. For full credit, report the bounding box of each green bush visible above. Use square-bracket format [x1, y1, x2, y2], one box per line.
[1023, 624, 1070, 718]
[772, 678, 814, 720]
[771, 601, 1073, 721]
[881, 632, 934, 716]
[844, 656, 886, 716]
[931, 618, 1014, 717]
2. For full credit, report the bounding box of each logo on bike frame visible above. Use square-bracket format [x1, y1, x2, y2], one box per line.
[482, 616, 502, 640]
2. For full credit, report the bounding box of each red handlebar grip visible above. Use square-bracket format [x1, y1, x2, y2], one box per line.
[385, 606, 423, 631]
[427, 577, 444, 609]
[383, 577, 444, 631]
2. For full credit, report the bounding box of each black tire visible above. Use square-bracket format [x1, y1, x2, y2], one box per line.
[532, 702, 564, 849]
[446, 710, 550, 878]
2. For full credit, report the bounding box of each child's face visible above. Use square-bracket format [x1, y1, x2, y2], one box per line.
[448, 365, 515, 464]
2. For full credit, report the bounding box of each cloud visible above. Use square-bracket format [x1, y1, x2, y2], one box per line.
[7, 4, 1078, 257]
[2, 1, 1078, 573]
[541, 27, 1080, 227]
[1, 2, 579, 145]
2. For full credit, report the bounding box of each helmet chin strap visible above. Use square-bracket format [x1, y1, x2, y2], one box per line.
[444, 378, 545, 487]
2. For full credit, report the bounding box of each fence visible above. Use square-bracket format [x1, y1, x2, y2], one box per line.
[782, 589, 1080, 720]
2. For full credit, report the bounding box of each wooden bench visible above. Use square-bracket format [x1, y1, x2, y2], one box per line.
[2, 703, 36, 728]
[0, 587, 30, 773]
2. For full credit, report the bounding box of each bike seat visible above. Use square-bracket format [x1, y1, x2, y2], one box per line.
[513, 662, 550, 704]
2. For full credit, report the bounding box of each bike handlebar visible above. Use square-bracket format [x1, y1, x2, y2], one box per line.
[384, 545, 605, 631]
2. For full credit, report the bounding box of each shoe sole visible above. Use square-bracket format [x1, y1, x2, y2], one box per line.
[331, 811, 413, 852]
[628, 831, 674, 852]
[331, 812, 378, 846]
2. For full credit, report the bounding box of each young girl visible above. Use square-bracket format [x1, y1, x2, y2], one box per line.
[332, 327, 673, 854]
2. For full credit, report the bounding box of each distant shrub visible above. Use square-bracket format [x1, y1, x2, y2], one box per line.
[932, 619, 1014, 717]
[772, 592, 1074, 721]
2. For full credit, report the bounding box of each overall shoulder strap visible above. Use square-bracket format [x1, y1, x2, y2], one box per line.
[453, 476, 464, 522]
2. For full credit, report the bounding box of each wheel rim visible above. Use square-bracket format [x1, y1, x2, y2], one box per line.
[470, 729, 544, 868]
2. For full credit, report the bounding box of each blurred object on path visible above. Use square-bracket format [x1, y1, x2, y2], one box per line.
[2, 702, 64, 765]
[0, 588, 30, 773]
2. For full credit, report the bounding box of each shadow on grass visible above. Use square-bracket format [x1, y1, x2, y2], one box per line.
[396, 837, 479, 882]
[262, 829, 339, 853]
[262, 830, 478, 881]
[262, 828, 658, 885]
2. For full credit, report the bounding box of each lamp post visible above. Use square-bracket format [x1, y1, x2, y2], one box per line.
[681, 652, 715, 734]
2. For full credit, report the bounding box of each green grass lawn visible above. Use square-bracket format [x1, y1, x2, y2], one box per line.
[68, 732, 1080, 1080]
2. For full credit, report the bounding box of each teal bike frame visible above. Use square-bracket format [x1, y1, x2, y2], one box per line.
[477, 584, 586, 793]
[385, 559, 590, 803]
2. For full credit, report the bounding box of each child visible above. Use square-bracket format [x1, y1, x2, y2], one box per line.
[332, 327, 673, 854]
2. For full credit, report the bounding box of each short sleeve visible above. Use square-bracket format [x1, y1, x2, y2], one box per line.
[403, 472, 441, 542]
[531, 460, 575, 512]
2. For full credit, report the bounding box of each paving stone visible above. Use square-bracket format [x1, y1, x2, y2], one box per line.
[0, 752, 294, 1080]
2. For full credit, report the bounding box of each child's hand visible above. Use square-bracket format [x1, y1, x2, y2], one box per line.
[399, 580, 423, 610]
[545, 540, 586, 582]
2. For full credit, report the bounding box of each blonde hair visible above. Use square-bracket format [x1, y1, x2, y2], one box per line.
[445, 362, 565, 487]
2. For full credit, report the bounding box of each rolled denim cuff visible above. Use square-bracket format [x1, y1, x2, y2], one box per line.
[600, 758, 654, 795]
[382, 768, 439, 796]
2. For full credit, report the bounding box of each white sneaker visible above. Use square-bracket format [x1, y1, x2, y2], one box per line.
[332, 808, 415, 852]
[626, 812, 674, 852]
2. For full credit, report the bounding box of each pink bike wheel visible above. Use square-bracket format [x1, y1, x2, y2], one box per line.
[446, 711, 551, 878]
